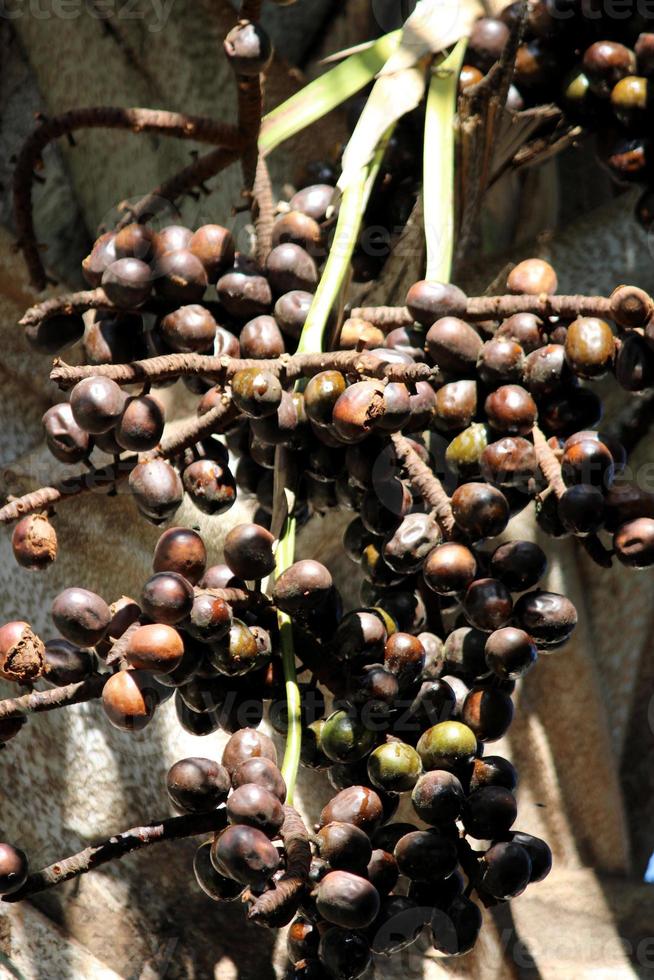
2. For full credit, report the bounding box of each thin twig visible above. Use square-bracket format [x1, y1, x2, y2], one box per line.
[3, 808, 227, 902]
[50, 351, 439, 390]
[19, 289, 226, 328]
[0, 457, 137, 526]
[246, 805, 310, 927]
[391, 432, 455, 537]
[105, 620, 143, 668]
[250, 154, 275, 265]
[532, 426, 566, 498]
[0, 673, 108, 721]
[13, 107, 245, 289]
[116, 146, 242, 229]
[159, 397, 238, 458]
[351, 293, 615, 328]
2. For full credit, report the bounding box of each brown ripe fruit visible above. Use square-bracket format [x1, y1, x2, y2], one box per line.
[0, 844, 28, 896]
[152, 225, 193, 260]
[0, 621, 45, 683]
[338, 318, 385, 350]
[226, 783, 285, 838]
[462, 687, 514, 741]
[115, 395, 165, 452]
[468, 16, 510, 71]
[272, 559, 333, 615]
[141, 572, 194, 625]
[12, 513, 57, 570]
[290, 183, 334, 221]
[155, 250, 208, 303]
[82, 231, 117, 287]
[52, 588, 111, 647]
[114, 223, 154, 262]
[42, 403, 91, 464]
[319, 786, 384, 835]
[507, 259, 557, 296]
[167, 757, 231, 813]
[217, 265, 273, 320]
[239, 316, 285, 359]
[102, 257, 152, 309]
[463, 578, 513, 632]
[459, 64, 484, 91]
[425, 318, 482, 374]
[125, 623, 184, 674]
[451, 483, 510, 539]
[274, 289, 312, 338]
[485, 385, 537, 436]
[433, 380, 477, 432]
[160, 305, 217, 353]
[384, 633, 425, 691]
[496, 313, 544, 353]
[70, 376, 126, 435]
[183, 459, 237, 516]
[332, 380, 385, 443]
[614, 517, 654, 568]
[406, 281, 468, 326]
[102, 669, 157, 731]
[223, 523, 276, 580]
[266, 243, 318, 294]
[564, 317, 616, 379]
[423, 543, 478, 596]
[582, 40, 636, 97]
[211, 825, 280, 888]
[153, 527, 207, 585]
[189, 224, 236, 282]
[232, 757, 287, 802]
[316, 871, 381, 930]
[222, 727, 277, 775]
[272, 211, 322, 254]
[44, 638, 94, 686]
[129, 458, 184, 524]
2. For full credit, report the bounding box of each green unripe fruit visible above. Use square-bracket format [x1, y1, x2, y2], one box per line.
[445, 423, 489, 478]
[416, 721, 477, 772]
[367, 741, 423, 794]
[320, 710, 376, 764]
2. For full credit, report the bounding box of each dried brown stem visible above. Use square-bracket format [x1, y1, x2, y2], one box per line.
[3, 808, 227, 902]
[50, 350, 439, 390]
[351, 294, 614, 328]
[0, 673, 108, 721]
[20, 288, 116, 326]
[532, 426, 566, 498]
[159, 396, 238, 458]
[13, 107, 245, 290]
[105, 620, 143, 668]
[116, 145, 242, 228]
[0, 457, 137, 526]
[19, 289, 226, 328]
[391, 433, 455, 538]
[246, 805, 310, 927]
[250, 154, 275, 266]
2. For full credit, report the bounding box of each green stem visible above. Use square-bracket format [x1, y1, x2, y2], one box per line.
[296, 128, 395, 356]
[259, 31, 401, 156]
[423, 39, 466, 282]
[275, 516, 300, 803]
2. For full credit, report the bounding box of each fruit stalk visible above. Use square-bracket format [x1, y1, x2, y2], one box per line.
[2, 808, 228, 902]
